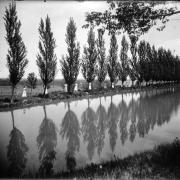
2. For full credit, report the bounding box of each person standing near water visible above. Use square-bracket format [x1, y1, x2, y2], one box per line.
[22, 86, 27, 97]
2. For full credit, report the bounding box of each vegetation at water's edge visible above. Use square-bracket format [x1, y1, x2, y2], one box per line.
[0, 82, 179, 111]
[55, 138, 180, 179]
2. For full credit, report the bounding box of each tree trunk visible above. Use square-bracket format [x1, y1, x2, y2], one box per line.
[99, 81, 104, 90]
[100, 82, 102, 90]
[43, 85, 47, 97]
[67, 84, 71, 94]
[11, 86, 15, 103]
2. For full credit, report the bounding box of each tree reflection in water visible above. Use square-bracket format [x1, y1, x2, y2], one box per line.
[60, 101, 80, 172]
[81, 98, 97, 160]
[7, 111, 28, 178]
[96, 97, 107, 156]
[113, 89, 180, 145]
[5, 88, 180, 178]
[119, 94, 129, 145]
[108, 96, 119, 152]
[135, 90, 180, 138]
[136, 93, 147, 138]
[37, 105, 57, 177]
[125, 89, 180, 141]
[129, 94, 137, 142]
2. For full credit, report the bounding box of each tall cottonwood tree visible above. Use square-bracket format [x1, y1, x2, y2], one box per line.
[107, 33, 118, 88]
[36, 16, 57, 96]
[129, 35, 140, 83]
[151, 45, 158, 81]
[82, 27, 97, 89]
[60, 18, 80, 93]
[118, 35, 129, 85]
[145, 42, 153, 83]
[96, 29, 107, 88]
[4, 3, 28, 103]
[138, 40, 147, 83]
[130, 40, 180, 84]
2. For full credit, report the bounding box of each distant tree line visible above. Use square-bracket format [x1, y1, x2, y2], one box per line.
[4, 3, 180, 101]
[129, 38, 180, 84]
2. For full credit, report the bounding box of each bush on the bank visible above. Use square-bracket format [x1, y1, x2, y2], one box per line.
[152, 138, 180, 168]
[4, 98, 11, 103]
[37, 93, 49, 99]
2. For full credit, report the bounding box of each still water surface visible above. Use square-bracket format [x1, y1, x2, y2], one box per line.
[0, 87, 180, 177]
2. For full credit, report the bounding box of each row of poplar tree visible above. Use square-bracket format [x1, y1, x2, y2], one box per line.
[4, 3, 180, 102]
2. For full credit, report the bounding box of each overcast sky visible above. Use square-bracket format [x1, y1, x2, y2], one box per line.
[0, 1, 180, 79]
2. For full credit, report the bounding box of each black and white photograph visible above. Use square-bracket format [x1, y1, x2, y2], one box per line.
[0, 0, 180, 179]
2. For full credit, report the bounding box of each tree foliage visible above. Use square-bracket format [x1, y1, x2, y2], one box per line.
[83, 1, 179, 36]
[4, 3, 28, 102]
[107, 33, 118, 87]
[36, 15, 57, 96]
[128, 35, 139, 82]
[60, 18, 80, 93]
[81, 27, 97, 85]
[127, 34, 180, 84]
[135, 40, 180, 83]
[118, 35, 129, 85]
[96, 29, 107, 87]
[138, 40, 148, 83]
[26, 72, 37, 90]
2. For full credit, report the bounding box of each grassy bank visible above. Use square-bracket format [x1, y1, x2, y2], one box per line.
[0, 82, 179, 111]
[55, 138, 180, 179]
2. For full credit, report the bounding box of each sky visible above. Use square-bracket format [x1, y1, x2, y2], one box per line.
[0, 1, 180, 79]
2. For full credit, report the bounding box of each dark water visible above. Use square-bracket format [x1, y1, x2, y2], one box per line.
[0, 87, 180, 177]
